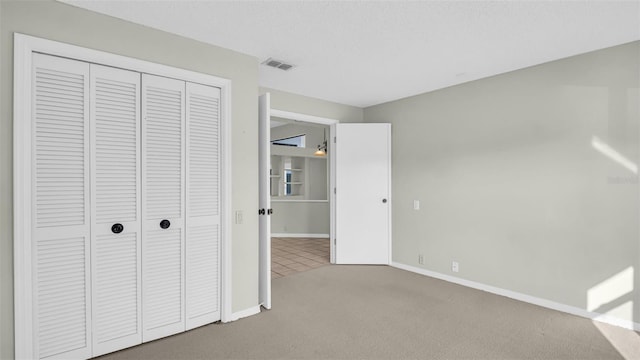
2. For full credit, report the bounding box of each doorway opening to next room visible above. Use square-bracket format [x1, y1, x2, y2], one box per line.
[269, 118, 331, 278]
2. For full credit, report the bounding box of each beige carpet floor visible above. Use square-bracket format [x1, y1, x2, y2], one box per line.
[98, 265, 640, 360]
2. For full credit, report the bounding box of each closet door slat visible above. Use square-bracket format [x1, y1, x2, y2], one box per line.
[141, 74, 186, 342]
[32, 53, 92, 360]
[90, 64, 142, 357]
[185, 83, 222, 330]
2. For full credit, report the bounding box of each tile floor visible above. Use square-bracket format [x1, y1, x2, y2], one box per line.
[271, 237, 330, 279]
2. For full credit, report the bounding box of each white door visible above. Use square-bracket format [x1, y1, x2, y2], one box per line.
[31, 53, 92, 360]
[258, 94, 272, 309]
[90, 64, 142, 356]
[335, 123, 391, 264]
[185, 82, 222, 329]
[141, 74, 186, 341]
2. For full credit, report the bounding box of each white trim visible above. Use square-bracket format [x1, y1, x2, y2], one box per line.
[391, 262, 640, 332]
[385, 124, 392, 265]
[229, 306, 262, 321]
[271, 233, 330, 238]
[271, 199, 328, 203]
[271, 109, 339, 126]
[329, 124, 336, 264]
[13, 33, 234, 356]
[13, 31, 34, 360]
[221, 81, 233, 323]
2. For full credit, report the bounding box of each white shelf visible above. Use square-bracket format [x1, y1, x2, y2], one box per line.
[284, 182, 303, 185]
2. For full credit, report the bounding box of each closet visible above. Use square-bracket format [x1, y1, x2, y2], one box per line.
[29, 52, 221, 359]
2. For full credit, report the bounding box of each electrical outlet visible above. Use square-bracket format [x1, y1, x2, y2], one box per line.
[413, 200, 420, 210]
[452, 261, 459, 273]
[418, 254, 424, 265]
[235, 210, 243, 224]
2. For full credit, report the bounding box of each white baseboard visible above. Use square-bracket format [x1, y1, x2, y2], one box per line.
[391, 262, 640, 332]
[271, 233, 329, 238]
[229, 306, 261, 322]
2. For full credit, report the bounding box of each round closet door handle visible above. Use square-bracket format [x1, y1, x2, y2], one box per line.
[160, 219, 171, 229]
[111, 223, 124, 234]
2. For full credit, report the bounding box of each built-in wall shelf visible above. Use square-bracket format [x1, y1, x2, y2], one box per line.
[270, 147, 328, 200]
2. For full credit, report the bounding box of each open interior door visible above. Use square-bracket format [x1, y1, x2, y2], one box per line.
[334, 123, 391, 264]
[258, 94, 271, 309]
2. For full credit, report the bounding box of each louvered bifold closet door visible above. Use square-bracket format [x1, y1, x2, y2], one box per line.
[185, 83, 221, 330]
[90, 64, 142, 356]
[32, 53, 92, 360]
[141, 74, 186, 342]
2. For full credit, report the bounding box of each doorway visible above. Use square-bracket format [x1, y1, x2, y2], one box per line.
[269, 118, 332, 278]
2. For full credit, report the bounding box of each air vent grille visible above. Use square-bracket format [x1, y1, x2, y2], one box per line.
[262, 58, 295, 71]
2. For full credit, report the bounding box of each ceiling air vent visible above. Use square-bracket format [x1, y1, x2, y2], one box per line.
[262, 58, 295, 71]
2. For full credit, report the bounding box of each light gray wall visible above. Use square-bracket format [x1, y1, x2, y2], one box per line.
[261, 87, 363, 123]
[364, 42, 640, 324]
[270, 124, 329, 235]
[271, 202, 330, 235]
[271, 121, 327, 150]
[0, 1, 259, 358]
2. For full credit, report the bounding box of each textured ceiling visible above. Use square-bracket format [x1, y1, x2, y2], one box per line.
[62, 0, 640, 107]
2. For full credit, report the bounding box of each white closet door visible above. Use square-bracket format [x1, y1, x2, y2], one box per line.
[141, 74, 186, 341]
[31, 53, 92, 359]
[185, 82, 221, 329]
[90, 64, 142, 356]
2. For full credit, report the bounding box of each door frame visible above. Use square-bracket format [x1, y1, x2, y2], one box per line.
[13, 33, 234, 359]
[269, 109, 339, 263]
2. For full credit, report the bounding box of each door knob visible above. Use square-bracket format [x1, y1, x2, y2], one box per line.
[111, 223, 124, 234]
[382, 198, 388, 203]
[160, 219, 171, 229]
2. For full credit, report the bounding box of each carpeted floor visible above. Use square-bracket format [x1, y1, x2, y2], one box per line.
[98, 265, 640, 359]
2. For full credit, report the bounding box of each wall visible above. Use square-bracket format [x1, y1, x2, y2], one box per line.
[271, 121, 327, 150]
[365, 42, 640, 325]
[270, 123, 329, 235]
[261, 87, 363, 123]
[271, 202, 330, 236]
[0, 1, 259, 358]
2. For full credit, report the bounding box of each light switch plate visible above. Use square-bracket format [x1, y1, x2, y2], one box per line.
[413, 200, 420, 210]
[235, 210, 243, 224]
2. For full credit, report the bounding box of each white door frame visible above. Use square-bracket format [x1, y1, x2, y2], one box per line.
[269, 109, 339, 264]
[13, 33, 233, 359]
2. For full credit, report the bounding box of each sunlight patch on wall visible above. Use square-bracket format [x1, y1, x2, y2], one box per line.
[591, 137, 638, 174]
[587, 266, 634, 316]
[588, 267, 638, 359]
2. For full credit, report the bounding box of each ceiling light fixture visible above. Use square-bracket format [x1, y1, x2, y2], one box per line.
[314, 128, 327, 157]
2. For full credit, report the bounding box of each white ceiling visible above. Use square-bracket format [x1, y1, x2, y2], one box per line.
[62, 0, 639, 108]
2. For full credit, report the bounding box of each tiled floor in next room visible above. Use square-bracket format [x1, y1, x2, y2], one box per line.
[271, 237, 330, 279]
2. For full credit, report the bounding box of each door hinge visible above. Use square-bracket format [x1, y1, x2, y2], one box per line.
[334, 187, 336, 194]
[334, 136, 337, 143]
[334, 238, 336, 245]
